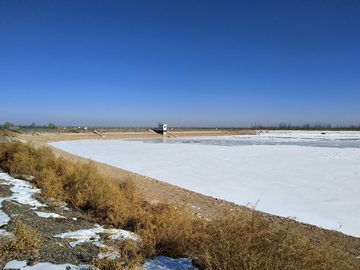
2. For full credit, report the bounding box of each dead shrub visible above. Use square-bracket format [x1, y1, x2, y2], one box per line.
[197, 210, 353, 270]
[135, 202, 207, 259]
[0, 221, 42, 260]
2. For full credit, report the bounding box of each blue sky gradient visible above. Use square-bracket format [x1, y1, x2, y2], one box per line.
[1, 0, 359, 127]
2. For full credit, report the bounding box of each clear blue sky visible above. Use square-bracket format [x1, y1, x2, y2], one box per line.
[1, 0, 359, 127]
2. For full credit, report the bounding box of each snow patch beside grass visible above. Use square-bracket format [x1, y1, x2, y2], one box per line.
[4, 260, 91, 270]
[53, 224, 138, 247]
[34, 212, 65, 218]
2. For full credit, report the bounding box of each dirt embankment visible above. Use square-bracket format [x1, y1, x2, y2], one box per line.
[12, 130, 360, 258]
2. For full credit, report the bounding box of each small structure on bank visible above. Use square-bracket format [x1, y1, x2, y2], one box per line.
[153, 122, 168, 135]
[93, 129, 105, 137]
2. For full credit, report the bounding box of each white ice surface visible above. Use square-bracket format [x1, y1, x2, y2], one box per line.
[254, 130, 360, 140]
[50, 131, 360, 237]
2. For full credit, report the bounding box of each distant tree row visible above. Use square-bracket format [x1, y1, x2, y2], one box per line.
[1, 122, 58, 130]
[2, 122, 14, 129]
[250, 122, 360, 131]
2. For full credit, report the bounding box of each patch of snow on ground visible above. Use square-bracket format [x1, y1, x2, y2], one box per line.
[4, 258, 198, 270]
[0, 173, 47, 209]
[50, 131, 360, 237]
[3, 260, 91, 270]
[0, 173, 47, 231]
[34, 211, 65, 218]
[143, 256, 198, 270]
[0, 209, 11, 227]
[0, 229, 15, 239]
[53, 224, 138, 247]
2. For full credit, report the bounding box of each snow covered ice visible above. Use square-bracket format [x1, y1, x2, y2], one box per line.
[50, 131, 360, 237]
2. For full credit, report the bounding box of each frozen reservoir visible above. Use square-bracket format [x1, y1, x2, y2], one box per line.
[50, 131, 360, 237]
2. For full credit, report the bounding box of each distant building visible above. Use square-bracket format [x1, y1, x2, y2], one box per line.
[153, 122, 168, 135]
[158, 122, 168, 132]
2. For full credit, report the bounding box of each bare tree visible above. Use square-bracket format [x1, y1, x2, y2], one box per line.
[48, 123, 56, 129]
[3, 122, 14, 129]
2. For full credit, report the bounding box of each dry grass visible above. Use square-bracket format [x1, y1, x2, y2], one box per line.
[0, 141, 358, 269]
[0, 130, 16, 137]
[135, 202, 207, 259]
[0, 221, 42, 260]
[198, 211, 353, 270]
[60, 129, 81, 133]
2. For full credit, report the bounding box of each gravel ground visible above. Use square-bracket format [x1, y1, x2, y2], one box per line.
[0, 178, 101, 269]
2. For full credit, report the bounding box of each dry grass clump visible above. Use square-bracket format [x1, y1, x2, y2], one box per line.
[135, 202, 207, 259]
[0, 141, 358, 269]
[197, 210, 353, 270]
[58, 128, 81, 133]
[0, 221, 42, 260]
[64, 129, 80, 133]
[0, 130, 16, 137]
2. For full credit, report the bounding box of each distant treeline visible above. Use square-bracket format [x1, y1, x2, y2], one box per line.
[1, 122, 58, 131]
[249, 122, 360, 131]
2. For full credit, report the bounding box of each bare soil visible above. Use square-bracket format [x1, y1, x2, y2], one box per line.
[9, 131, 360, 261]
